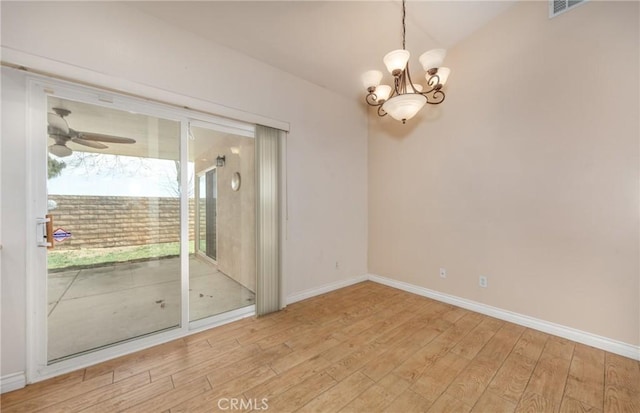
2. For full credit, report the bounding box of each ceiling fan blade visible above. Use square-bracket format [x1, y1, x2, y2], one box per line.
[48, 113, 69, 135]
[77, 132, 136, 144]
[71, 137, 109, 149]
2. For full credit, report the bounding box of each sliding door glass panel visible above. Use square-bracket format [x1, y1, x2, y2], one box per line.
[189, 124, 256, 321]
[46, 96, 181, 362]
[195, 169, 216, 261]
[205, 169, 217, 261]
[197, 174, 207, 255]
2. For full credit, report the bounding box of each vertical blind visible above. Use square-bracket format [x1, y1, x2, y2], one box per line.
[256, 125, 282, 316]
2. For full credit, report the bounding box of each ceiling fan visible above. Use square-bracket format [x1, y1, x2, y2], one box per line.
[47, 107, 136, 157]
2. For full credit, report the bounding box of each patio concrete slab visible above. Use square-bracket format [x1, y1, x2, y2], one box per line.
[63, 267, 134, 299]
[47, 256, 255, 362]
[48, 274, 76, 305]
[189, 270, 255, 321]
[48, 281, 181, 361]
[48, 269, 81, 278]
[131, 261, 182, 287]
[190, 259, 217, 277]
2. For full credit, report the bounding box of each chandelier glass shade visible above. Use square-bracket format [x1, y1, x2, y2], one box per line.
[382, 93, 427, 122]
[362, 0, 449, 124]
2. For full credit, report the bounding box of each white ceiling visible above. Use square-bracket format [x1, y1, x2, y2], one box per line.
[128, 1, 516, 99]
[46, 2, 517, 159]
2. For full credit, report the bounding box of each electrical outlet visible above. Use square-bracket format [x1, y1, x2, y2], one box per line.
[439, 268, 447, 278]
[479, 276, 488, 288]
[335, 261, 339, 270]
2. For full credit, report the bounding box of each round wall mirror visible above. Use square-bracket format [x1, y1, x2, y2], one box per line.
[231, 172, 241, 191]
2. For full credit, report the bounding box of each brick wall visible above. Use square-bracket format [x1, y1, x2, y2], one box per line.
[48, 195, 196, 250]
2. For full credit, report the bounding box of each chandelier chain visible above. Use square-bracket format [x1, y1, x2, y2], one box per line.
[402, 0, 406, 50]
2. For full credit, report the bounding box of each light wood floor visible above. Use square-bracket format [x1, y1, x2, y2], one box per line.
[2, 281, 639, 412]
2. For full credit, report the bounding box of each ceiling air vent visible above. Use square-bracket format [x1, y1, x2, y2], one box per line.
[550, 0, 587, 18]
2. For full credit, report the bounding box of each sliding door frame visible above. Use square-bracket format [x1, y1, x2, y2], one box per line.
[24, 73, 279, 383]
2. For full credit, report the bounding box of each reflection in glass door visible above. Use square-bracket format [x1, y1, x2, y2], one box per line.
[197, 174, 207, 256]
[45, 96, 182, 362]
[189, 123, 256, 321]
[196, 168, 217, 262]
[205, 169, 217, 261]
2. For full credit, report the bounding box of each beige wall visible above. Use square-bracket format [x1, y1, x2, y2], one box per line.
[195, 135, 256, 292]
[1, 2, 368, 379]
[217, 137, 256, 293]
[369, 1, 639, 346]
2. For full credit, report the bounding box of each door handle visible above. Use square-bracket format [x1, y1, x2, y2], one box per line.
[36, 214, 54, 249]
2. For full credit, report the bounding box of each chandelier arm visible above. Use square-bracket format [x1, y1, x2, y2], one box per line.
[427, 73, 441, 88]
[365, 92, 382, 106]
[426, 90, 446, 105]
[421, 85, 441, 95]
[391, 76, 401, 98]
[377, 105, 388, 117]
[401, 71, 409, 94]
[404, 64, 417, 93]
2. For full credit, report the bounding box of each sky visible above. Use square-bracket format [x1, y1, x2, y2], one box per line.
[48, 152, 194, 197]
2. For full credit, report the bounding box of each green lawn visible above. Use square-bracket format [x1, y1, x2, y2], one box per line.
[48, 241, 196, 270]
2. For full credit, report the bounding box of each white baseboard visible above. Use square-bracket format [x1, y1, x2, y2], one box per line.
[6, 274, 636, 393]
[286, 274, 369, 305]
[368, 274, 640, 361]
[1, 372, 26, 394]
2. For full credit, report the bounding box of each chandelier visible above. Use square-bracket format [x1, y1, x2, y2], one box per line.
[362, 0, 450, 124]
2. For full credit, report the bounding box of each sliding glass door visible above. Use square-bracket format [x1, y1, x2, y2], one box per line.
[45, 96, 182, 362]
[188, 123, 256, 322]
[29, 79, 264, 380]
